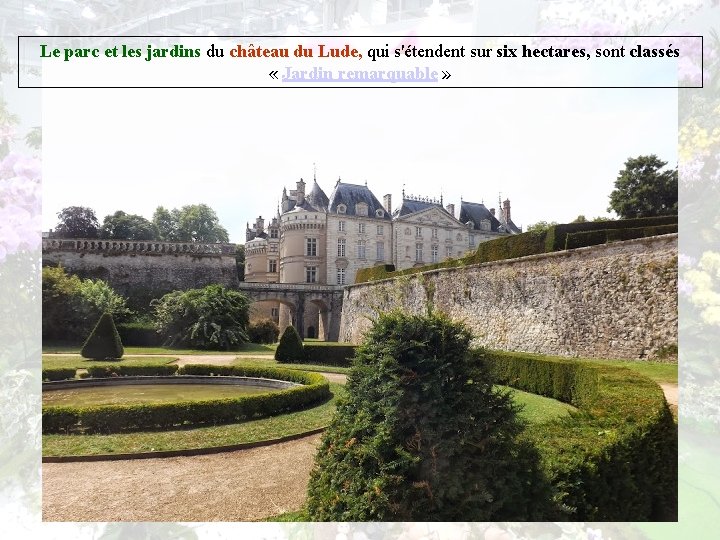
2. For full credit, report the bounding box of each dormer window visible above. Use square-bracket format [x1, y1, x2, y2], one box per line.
[337, 204, 347, 214]
[480, 219, 491, 231]
[356, 203, 368, 216]
[375, 209, 384, 218]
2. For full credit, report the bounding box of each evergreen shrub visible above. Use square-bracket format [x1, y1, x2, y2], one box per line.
[80, 313, 124, 360]
[275, 325, 304, 362]
[305, 312, 547, 521]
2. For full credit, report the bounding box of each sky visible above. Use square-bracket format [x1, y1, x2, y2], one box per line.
[42, 84, 677, 243]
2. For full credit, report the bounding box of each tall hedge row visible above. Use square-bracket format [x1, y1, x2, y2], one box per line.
[474, 349, 677, 521]
[302, 343, 357, 367]
[355, 216, 677, 284]
[565, 223, 677, 250]
[545, 215, 677, 252]
[42, 365, 329, 434]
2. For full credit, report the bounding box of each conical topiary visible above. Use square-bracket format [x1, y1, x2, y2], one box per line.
[274, 325, 304, 363]
[305, 311, 547, 521]
[81, 312, 124, 360]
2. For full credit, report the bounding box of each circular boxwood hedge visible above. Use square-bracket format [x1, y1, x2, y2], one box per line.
[42, 364, 330, 434]
[475, 349, 677, 521]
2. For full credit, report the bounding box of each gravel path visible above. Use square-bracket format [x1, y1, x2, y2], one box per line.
[43, 433, 323, 522]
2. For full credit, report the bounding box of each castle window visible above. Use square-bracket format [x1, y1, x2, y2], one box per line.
[376, 242, 385, 261]
[446, 246, 452, 258]
[432, 228, 438, 239]
[376, 209, 384, 218]
[416, 227, 423, 238]
[337, 267, 346, 285]
[306, 266, 317, 283]
[268, 260, 277, 273]
[306, 238, 317, 257]
[377, 225, 384, 235]
[337, 204, 346, 214]
[470, 234, 476, 247]
[338, 220, 345, 232]
[356, 203, 368, 216]
[358, 222, 366, 234]
[270, 229, 278, 239]
[431, 245, 439, 263]
[480, 219, 491, 231]
[357, 240, 366, 259]
[337, 238, 346, 257]
[415, 243, 423, 262]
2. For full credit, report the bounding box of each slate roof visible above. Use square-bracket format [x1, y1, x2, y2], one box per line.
[459, 201, 521, 234]
[328, 181, 391, 220]
[306, 179, 329, 211]
[392, 198, 446, 218]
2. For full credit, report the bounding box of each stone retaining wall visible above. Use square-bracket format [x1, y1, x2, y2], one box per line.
[42, 238, 239, 305]
[339, 235, 677, 360]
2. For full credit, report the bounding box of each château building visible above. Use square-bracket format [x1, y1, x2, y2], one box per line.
[245, 175, 521, 337]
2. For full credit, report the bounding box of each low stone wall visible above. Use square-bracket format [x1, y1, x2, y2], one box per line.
[339, 235, 677, 360]
[42, 238, 239, 306]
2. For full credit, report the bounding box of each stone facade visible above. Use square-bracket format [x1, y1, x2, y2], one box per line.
[339, 235, 678, 360]
[42, 238, 239, 307]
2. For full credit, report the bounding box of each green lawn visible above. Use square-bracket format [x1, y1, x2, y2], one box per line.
[43, 383, 345, 457]
[592, 360, 678, 384]
[42, 343, 277, 355]
[499, 386, 577, 424]
[42, 355, 178, 370]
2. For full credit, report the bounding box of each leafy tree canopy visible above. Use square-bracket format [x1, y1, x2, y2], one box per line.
[152, 204, 229, 243]
[236, 244, 245, 281]
[54, 206, 99, 238]
[100, 211, 158, 240]
[152, 284, 250, 350]
[608, 155, 678, 219]
[525, 220, 558, 233]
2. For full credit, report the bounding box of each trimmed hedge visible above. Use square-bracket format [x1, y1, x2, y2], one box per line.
[42, 368, 77, 381]
[116, 322, 162, 347]
[85, 364, 179, 378]
[545, 215, 677, 252]
[474, 349, 677, 521]
[42, 364, 330, 434]
[355, 231, 548, 284]
[303, 343, 358, 367]
[355, 217, 678, 285]
[565, 223, 678, 250]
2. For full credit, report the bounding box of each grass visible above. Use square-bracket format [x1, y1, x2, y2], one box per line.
[499, 385, 576, 424]
[587, 359, 678, 384]
[42, 342, 277, 355]
[42, 355, 177, 370]
[42, 383, 345, 457]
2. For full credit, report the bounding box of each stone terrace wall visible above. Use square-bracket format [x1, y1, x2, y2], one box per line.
[340, 235, 677, 360]
[43, 238, 239, 305]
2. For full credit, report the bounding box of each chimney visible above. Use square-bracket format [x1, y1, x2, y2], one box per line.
[383, 194, 392, 214]
[503, 199, 511, 223]
[490, 208, 495, 216]
[255, 216, 265, 233]
[445, 203, 455, 217]
[296, 179, 306, 205]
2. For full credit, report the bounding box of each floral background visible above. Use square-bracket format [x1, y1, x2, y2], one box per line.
[2, 0, 719, 538]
